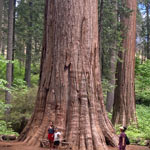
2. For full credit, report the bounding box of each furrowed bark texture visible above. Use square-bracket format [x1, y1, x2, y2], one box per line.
[19, 0, 118, 149]
[112, 0, 137, 126]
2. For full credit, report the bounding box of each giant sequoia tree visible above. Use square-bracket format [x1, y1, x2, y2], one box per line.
[112, 0, 137, 126]
[19, 0, 118, 149]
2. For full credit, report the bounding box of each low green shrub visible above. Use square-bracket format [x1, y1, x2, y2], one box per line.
[0, 55, 39, 135]
[0, 79, 37, 134]
[0, 100, 18, 136]
[10, 86, 37, 133]
[135, 58, 150, 105]
[115, 105, 150, 145]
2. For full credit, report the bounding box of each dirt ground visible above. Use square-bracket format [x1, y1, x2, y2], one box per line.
[0, 141, 150, 150]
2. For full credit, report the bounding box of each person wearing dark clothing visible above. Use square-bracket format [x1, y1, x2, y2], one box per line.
[48, 121, 55, 150]
[119, 126, 127, 150]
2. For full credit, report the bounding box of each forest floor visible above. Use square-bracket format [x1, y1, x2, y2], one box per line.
[0, 141, 150, 150]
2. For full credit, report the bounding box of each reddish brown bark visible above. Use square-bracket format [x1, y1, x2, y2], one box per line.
[19, 0, 118, 149]
[112, 0, 137, 126]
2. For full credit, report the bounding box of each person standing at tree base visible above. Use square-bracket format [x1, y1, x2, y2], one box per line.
[119, 126, 127, 150]
[48, 121, 55, 150]
[54, 128, 61, 150]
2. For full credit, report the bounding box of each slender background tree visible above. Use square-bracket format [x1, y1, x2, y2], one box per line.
[24, 1, 32, 87]
[5, 0, 15, 107]
[112, 0, 137, 126]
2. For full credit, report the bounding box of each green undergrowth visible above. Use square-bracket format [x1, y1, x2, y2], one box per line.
[10, 86, 37, 133]
[0, 55, 39, 135]
[0, 83, 37, 135]
[135, 58, 150, 105]
[115, 105, 150, 145]
[0, 100, 18, 136]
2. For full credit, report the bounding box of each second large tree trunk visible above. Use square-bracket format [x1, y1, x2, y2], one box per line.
[112, 0, 137, 126]
[19, 0, 118, 149]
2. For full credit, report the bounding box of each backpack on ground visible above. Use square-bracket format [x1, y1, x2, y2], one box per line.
[125, 135, 130, 145]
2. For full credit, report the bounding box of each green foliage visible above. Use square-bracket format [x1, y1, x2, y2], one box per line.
[136, 105, 150, 139]
[100, 0, 132, 79]
[11, 86, 37, 116]
[0, 85, 37, 134]
[101, 78, 109, 100]
[15, 0, 44, 65]
[0, 79, 9, 91]
[102, 78, 115, 102]
[0, 56, 7, 79]
[0, 121, 18, 136]
[13, 60, 25, 80]
[117, 0, 133, 17]
[10, 86, 37, 133]
[31, 74, 39, 85]
[30, 63, 40, 85]
[0, 100, 18, 136]
[127, 105, 150, 145]
[137, 1, 150, 59]
[100, 0, 119, 78]
[0, 54, 38, 134]
[115, 105, 150, 145]
[135, 57, 150, 104]
[0, 100, 9, 118]
[0, 55, 39, 87]
[0, 56, 24, 80]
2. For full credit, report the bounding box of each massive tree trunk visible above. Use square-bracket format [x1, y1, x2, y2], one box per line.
[112, 0, 137, 126]
[24, 1, 32, 87]
[5, 0, 14, 105]
[0, 0, 3, 53]
[19, 0, 118, 149]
